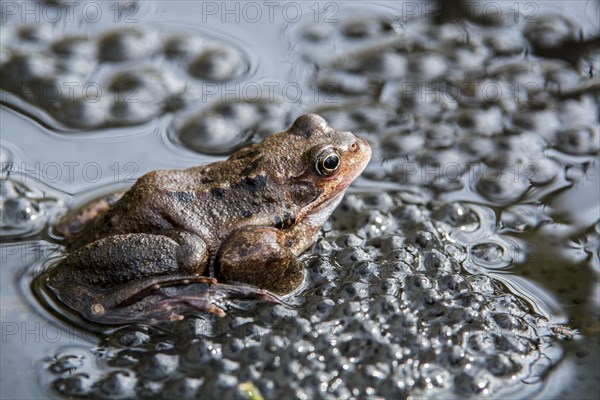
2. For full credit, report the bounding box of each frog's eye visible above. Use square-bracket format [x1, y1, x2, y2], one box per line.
[315, 148, 341, 177]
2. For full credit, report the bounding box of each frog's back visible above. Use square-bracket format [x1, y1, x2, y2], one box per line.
[65, 161, 258, 250]
[64, 168, 206, 249]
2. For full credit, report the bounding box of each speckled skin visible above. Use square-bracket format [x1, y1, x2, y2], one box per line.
[46, 114, 370, 320]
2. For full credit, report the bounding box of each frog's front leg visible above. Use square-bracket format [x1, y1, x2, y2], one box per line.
[216, 226, 305, 295]
[61, 230, 208, 287]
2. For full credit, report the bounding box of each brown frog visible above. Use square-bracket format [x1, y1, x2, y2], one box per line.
[40, 114, 371, 323]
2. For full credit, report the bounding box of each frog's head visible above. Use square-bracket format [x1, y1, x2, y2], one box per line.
[229, 114, 370, 226]
[267, 114, 372, 222]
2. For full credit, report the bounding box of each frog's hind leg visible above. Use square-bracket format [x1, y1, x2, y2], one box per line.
[61, 231, 209, 287]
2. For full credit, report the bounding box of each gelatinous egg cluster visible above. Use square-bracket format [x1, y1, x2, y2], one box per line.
[293, 13, 598, 205]
[2, 3, 596, 400]
[45, 193, 564, 399]
[0, 25, 250, 130]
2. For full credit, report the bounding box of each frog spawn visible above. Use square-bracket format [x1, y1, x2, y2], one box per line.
[44, 193, 563, 399]
[171, 99, 294, 155]
[13, 4, 596, 400]
[299, 13, 597, 207]
[0, 24, 251, 130]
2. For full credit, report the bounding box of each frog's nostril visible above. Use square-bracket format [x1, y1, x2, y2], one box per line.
[350, 142, 358, 152]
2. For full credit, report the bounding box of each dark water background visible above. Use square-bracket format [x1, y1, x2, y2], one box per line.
[1, 1, 599, 399]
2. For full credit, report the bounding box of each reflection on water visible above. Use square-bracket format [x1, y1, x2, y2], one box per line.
[1, 0, 599, 399]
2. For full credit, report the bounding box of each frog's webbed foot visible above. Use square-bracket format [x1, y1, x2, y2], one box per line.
[45, 272, 286, 324]
[148, 282, 287, 320]
[100, 275, 219, 309]
[99, 275, 284, 311]
[95, 278, 286, 323]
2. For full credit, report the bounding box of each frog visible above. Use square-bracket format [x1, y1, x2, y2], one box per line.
[39, 114, 371, 324]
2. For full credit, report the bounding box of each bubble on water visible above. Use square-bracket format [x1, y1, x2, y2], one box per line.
[0, 179, 63, 238]
[432, 202, 480, 232]
[500, 204, 552, 233]
[476, 168, 531, 204]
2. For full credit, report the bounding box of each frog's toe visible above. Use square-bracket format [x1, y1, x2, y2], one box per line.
[211, 282, 290, 306]
[155, 297, 227, 318]
[53, 192, 123, 239]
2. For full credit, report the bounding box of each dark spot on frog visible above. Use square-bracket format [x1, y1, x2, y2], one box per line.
[240, 157, 263, 176]
[274, 216, 284, 230]
[240, 175, 267, 193]
[292, 183, 324, 207]
[283, 211, 296, 227]
[167, 191, 194, 202]
[291, 114, 322, 138]
[232, 148, 261, 160]
[285, 238, 293, 248]
[274, 212, 296, 230]
[201, 177, 214, 184]
[242, 210, 252, 218]
[211, 187, 226, 197]
[295, 127, 313, 138]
